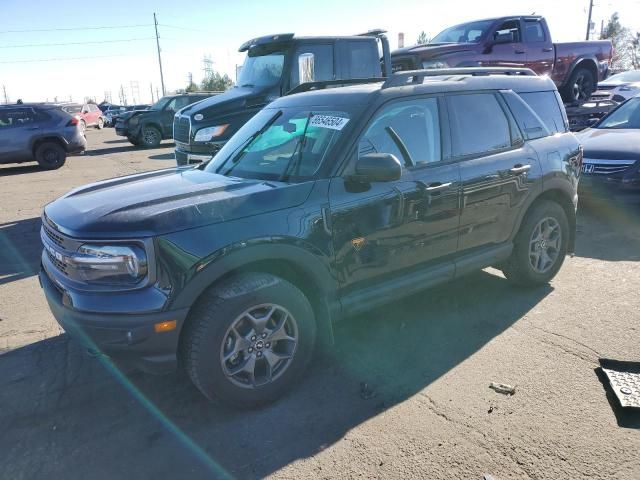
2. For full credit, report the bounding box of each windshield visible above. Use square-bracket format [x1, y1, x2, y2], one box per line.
[150, 97, 171, 110]
[206, 107, 351, 181]
[237, 51, 285, 88]
[605, 71, 640, 83]
[431, 20, 493, 43]
[597, 97, 640, 129]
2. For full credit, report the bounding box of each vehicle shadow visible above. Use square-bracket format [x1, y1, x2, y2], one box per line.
[0, 217, 41, 286]
[103, 138, 129, 144]
[148, 152, 176, 160]
[0, 164, 41, 176]
[0, 271, 551, 480]
[574, 195, 640, 262]
[86, 143, 175, 156]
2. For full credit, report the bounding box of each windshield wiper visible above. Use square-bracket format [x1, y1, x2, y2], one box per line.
[279, 111, 313, 182]
[240, 83, 255, 88]
[218, 110, 283, 176]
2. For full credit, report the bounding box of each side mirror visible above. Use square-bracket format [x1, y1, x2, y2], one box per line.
[493, 31, 515, 44]
[354, 153, 402, 183]
[298, 52, 315, 84]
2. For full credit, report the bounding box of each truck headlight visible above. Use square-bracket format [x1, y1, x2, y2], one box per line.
[194, 124, 229, 142]
[73, 244, 147, 285]
[422, 60, 449, 69]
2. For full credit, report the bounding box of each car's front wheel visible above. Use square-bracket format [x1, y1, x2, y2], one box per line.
[502, 200, 569, 286]
[182, 273, 316, 408]
[97, 118, 104, 129]
[35, 142, 66, 170]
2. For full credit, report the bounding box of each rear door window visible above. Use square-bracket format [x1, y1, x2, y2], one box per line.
[519, 91, 568, 133]
[359, 97, 442, 165]
[524, 20, 546, 42]
[343, 41, 379, 78]
[502, 91, 549, 140]
[0, 108, 34, 128]
[447, 93, 512, 157]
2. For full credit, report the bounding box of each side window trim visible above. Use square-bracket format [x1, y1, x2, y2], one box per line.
[444, 91, 519, 162]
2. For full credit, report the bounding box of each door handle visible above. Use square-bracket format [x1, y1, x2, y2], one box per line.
[515, 49, 526, 54]
[542, 47, 553, 52]
[509, 164, 531, 175]
[26, 127, 39, 130]
[425, 182, 452, 193]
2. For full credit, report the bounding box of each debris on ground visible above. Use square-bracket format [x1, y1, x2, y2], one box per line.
[599, 359, 640, 408]
[489, 382, 516, 396]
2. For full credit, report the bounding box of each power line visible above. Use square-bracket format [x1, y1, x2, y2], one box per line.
[0, 53, 143, 64]
[0, 24, 151, 34]
[0, 37, 156, 49]
[159, 23, 209, 33]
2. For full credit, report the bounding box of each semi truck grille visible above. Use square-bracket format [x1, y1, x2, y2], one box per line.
[174, 115, 191, 143]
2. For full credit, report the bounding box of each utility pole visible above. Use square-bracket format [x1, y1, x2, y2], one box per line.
[585, 0, 594, 40]
[150, 83, 154, 103]
[156, 86, 160, 101]
[153, 13, 166, 96]
[2, 85, 8, 104]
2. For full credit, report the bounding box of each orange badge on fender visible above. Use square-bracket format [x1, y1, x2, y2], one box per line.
[351, 237, 366, 251]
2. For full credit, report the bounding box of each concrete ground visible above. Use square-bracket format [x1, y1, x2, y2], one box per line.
[0, 129, 639, 480]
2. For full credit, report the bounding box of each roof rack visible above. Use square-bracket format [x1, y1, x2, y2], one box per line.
[286, 77, 385, 96]
[356, 29, 387, 37]
[382, 67, 536, 89]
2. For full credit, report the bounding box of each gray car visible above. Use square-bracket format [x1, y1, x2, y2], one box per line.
[0, 104, 86, 170]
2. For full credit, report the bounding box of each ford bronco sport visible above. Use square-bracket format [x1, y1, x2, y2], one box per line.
[40, 68, 581, 407]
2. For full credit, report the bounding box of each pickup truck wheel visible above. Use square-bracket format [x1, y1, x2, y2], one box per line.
[35, 142, 66, 170]
[141, 126, 161, 147]
[502, 200, 568, 286]
[562, 67, 595, 103]
[183, 273, 316, 408]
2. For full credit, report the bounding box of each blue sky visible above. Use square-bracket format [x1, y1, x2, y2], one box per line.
[1, 0, 638, 103]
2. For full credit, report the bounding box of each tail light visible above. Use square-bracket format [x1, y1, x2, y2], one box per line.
[67, 116, 79, 127]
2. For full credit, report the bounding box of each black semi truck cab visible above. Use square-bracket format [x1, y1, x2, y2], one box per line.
[173, 30, 391, 165]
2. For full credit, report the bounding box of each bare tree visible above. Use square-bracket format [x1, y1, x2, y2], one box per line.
[600, 12, 632, 72]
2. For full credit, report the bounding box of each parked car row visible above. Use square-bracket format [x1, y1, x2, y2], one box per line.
[60, 103, 105, 131]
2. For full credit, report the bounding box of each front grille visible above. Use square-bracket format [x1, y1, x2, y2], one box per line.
[43, 222, 64, 248]
[46, 248, 69, 275]
[596, 85, 616, 91]
[583, 159, 636, 175]
[173, 115, 191, 143]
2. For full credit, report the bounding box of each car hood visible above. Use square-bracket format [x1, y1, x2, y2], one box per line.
[576, 128, 640, 160]
[118, 110, 150, 122]
[599, 80, 640, 88]
[178, 86, 272, 119]
[44, 167, 314, 239]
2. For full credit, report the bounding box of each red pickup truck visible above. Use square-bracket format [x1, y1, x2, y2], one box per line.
[391, 16, 613, 103]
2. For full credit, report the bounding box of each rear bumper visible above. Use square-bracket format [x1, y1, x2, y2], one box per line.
[39, 264, 189, 374]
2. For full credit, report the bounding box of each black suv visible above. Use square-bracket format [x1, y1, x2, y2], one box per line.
[116, 93, 215, 147]
[0, 104, 86, 170]
[40, 68, 581, 407]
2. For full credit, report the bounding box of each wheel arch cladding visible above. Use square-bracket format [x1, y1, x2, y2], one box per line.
[174, 248, 336, 351]
[32, 136, 65, 155]
[567, 58, 598, 86]
[527, 189, 577, 254]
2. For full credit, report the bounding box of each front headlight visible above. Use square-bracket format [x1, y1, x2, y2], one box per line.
[73, 244, 147, 285]
[194, 124, 229, 142]
[422, 59, 449, 69]
[619, 85, 635, 92]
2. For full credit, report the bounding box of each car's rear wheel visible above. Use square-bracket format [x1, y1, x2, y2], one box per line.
[35, 142, 66, 170]
[502, 200, 569, 286]
[141, 125, 161, 147]
[97, 118, 104, 129]
[561, 67, 596, 103]
[182, 273, 316, 408]
[79, 119, 86, 133]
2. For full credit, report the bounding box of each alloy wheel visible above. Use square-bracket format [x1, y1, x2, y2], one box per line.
[220, 303, 298, 389]
[529, 217, 562, 274]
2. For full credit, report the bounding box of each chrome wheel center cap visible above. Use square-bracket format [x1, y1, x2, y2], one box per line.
[255, 340, 264, 350]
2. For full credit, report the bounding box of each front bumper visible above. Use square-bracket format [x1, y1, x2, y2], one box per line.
[115, 123, 140, 138]
[39, 261, 189, 374]
[175, 141, 222, 166]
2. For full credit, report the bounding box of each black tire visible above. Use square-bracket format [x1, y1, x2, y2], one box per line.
[182, 273, 317, 408]
[561, 67, 596, 103]
[96, 117, 104, 129]
[35, 141, 66, 170]
[502, 200, 569, 287]
[127, 135, 141, 146]
[140, 125, 161, 147]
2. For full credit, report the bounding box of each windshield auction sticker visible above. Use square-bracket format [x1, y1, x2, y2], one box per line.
[309, 114, 349, 131]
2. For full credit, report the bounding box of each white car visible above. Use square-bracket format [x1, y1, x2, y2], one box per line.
[592, 70, 640, 102]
